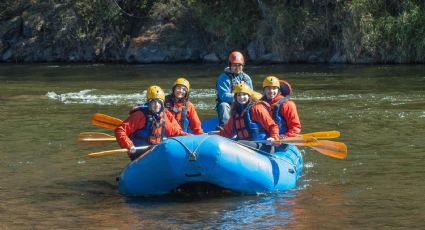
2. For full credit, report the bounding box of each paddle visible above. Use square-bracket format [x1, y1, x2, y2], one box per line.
[91, 113, 123, 129]
[87, 145, 151, 158]
[257, 137, 347, 159]
[256, 136, 320, 146]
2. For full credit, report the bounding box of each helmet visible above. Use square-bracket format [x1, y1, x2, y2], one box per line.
[228, 51, 245, 65]
[173, 77, 190, 91]
[233, 82, 252, 95]
[147, 85, 165, 101]
[262, 76, 280, 88]
[279, 80, 292, 97]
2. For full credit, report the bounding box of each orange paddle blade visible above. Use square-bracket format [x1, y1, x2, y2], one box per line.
[91, 113, 122, 129]
[273, 136, 320, 146]
[311, 140, 347, 159]
[301, 131, 340, 139]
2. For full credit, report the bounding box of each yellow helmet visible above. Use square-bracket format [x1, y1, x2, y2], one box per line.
[262, 76, 280, 88]
[173, 77, 190, 91]
[233, 82, 253, 95]
[147, 85, 165, 101]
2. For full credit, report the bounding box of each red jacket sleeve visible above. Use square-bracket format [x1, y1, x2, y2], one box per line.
[114, 111, 147, 149]
[165, 110, 190, 137]
[280, 100, 301, 137]
[250, 103, 280, 140]
[187, 102, 204, 134]
[218, 116, 236, 138]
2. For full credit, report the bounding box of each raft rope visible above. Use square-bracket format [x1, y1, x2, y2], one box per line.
[168, 135, 210, 161]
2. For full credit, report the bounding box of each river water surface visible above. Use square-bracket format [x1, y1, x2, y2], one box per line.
[1, 64, 424, 229]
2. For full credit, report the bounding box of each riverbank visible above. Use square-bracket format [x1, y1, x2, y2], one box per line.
[1, 1, 424, 64]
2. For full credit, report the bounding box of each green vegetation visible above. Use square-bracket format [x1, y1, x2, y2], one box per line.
[1, 0, 425, 63]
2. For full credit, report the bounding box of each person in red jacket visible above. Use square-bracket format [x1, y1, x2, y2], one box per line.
[262, 76, 301, 138]
[164, 77, 204, 134]
[115, 85, 190, 160]
[217, 82, 280, 153]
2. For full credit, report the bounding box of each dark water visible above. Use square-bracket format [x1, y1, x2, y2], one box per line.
[1, 64, 424, 229]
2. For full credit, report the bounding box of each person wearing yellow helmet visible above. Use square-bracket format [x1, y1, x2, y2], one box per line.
[216, 51, 253, 128]
[115, 85, 190, 160]
[262, 76, 301, 138]
[216, 82, 280, 153]
[164, 77, 204, 134]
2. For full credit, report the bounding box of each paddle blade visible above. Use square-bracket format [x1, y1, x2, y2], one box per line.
[301, 131, 340, 139]
[311, 140, 347, 159]
[91, 113, 122, 129]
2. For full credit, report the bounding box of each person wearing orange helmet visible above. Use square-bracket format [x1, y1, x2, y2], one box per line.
[216, 51, 253, 128]
[217, 83, 279, 153]
[261, 76, 301, 138]
[164, 77, 204, 134]
[115, 85, 190, 160]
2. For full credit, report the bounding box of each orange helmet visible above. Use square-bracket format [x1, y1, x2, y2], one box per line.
[228, 51, 245, 65]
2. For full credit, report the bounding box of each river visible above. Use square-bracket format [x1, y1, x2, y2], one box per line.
[1, 63, 424, 229]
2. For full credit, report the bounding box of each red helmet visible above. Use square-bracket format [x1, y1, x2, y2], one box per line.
[228, 51, 245, 65]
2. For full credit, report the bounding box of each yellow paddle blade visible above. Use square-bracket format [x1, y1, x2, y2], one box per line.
[310, 140, 347, 159]
[273, 136, 320, 146]
[91, 113, 123, 129]
[301, 131, 340, 139]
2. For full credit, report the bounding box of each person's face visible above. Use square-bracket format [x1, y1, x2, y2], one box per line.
[236, 93, 250, 104]
[264, 86, 279, 99]
[230, 63, 243, 74]
[149, 99, 162, 113]
[173, 85, 187, 99]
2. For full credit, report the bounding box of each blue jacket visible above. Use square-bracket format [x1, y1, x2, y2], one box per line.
[216, 67, 253, 104]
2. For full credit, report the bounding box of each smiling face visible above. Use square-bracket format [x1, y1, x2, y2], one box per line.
[149, 99, 163, 113]
[264, 86, 280, 99]
[230, 63, 243, 74]
[173, 85, 187, 99]
[236, 92, 250, 105]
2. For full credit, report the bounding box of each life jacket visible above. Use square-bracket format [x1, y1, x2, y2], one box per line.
[164, 96, 190, 132]
[233, 102, 268, 141]
[129, 105, 165, 146]
[272, 98, 289, 135]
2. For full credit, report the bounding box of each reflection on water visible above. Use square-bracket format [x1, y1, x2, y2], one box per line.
[1, 64, 425, 228]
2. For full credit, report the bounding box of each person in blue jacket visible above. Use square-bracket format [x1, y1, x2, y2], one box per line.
[216, 51, 253, 129]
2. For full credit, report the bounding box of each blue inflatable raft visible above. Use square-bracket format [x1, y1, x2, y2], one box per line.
[117, 135, 303, 196]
